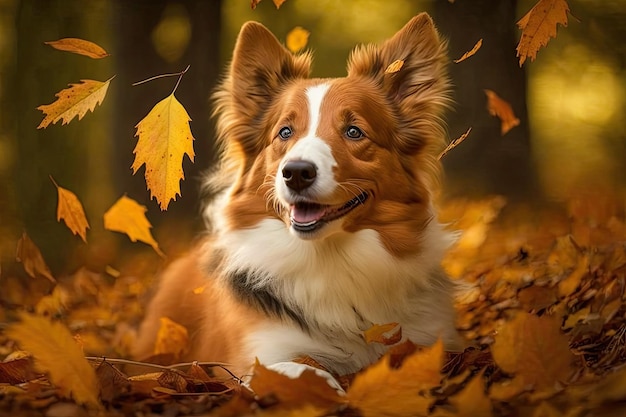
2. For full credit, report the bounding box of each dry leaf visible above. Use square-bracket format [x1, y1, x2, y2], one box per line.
[347, 340, 444, 416]
[250, 361, 344, 410]
[0, 357, 36, 384]
[516, 0, 570, 66]
[286, 26, 310, 54]
[132, 93, 195, 211]
[492, 312, 575, 392]
[50, 176, 90, 242]
[273, 0, 287, 8]
[384, 59, 405, 74]
[37, 77, 114, 129]
[453, 39, 483, 63]
[436, 371, 492, 417]
[45, 38, 110, 59]
[484, 89, 520, 135]
[16, 232, 55, 283]
[363, 323, 402, 345]
[5, 313, 101, 408]
[103, 195, 165, 256]
[153, 317, 189, 359]
[439, 127, 472, 160]
[250, 0, 286, 9]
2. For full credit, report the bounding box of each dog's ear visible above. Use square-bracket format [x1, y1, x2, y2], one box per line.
[347, 13, 450, 154]
[214, 22, 311, 159]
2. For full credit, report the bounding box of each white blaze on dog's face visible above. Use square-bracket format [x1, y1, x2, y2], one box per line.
[212, 13, 450, 257]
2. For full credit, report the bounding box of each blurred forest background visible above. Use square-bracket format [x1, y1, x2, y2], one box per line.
[0, 0, 624, 276]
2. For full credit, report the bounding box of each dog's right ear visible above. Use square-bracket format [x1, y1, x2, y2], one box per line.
[213, 22, 312, 159]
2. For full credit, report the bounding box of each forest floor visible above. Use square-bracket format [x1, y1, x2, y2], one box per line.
[1, 191, 626, 416]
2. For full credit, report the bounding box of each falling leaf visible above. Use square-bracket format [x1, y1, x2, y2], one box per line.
[484, 89, 520, 135]
[49, 176, 90, 242]
[45, 38, 110, 59]
[5, 313, 101, 408]
[16, 232, 55, 283]
[347, 340, 444, 416]
[132, 93, 195, 211]
[516, 0, 570, 66]
[439, 127, 472, 160]
[453, 39, 483, 63]
[384, 59, 405, 74]
[154, 317, 189, 359]
[273, 0, 287, 8]
[363, 323, 402, 345]
[103, 195, 165, 256]
[286, 26, 310, 53]
[250, 361, 344, 410]
[37, 77, 114, 129]
[491, 312, 575, 392]
[437, 371, 492, 417]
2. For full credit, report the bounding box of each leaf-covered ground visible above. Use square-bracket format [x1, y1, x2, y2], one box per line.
[1, 192, 626, 416]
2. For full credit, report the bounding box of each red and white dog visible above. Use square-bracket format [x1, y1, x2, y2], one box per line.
[134, 13, 462, 386]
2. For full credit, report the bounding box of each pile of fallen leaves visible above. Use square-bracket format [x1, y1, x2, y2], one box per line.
[1, 191, 625, 416]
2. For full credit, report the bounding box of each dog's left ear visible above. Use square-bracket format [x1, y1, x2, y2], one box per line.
[347, 13, 450, 153]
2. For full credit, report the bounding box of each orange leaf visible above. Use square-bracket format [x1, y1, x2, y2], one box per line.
[363, 323, 402, 345]
[484, 89, 520, 135]
[45, 38, 109, 59]
[453, 39, 483, 63]
[15, 232, 55, 283]
[491, 312, 575, 393]
[347, 340, 444, 416]
[250, 0, 261, 9]
[103, 195, 165, 256]
[438, 127, 472, 160]
[5, 313, 101, 408]
[37, 77, 113, 129]
[273, 0, 287, 8]
[50, 176, 90, 242]
[444, 371, 493, 417]
[132, 93, 195, 210]
[153, 317, 189, 359]
[384, 59, 405, 74]
[286, 26, 310, 54]
[516, 0, 570, 66]
[250, 361, 344, 410]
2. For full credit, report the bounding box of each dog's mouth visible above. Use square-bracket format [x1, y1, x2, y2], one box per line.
[289, 191, 369, 233]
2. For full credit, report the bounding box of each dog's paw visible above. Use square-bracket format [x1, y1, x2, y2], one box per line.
[266, 361, 345, 395]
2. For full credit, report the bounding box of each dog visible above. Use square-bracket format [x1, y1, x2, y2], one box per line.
[133, 12, 462, 388]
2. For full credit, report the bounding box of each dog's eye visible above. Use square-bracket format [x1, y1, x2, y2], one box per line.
[278, 126, 293, 140]
[345, 126, 364, 140]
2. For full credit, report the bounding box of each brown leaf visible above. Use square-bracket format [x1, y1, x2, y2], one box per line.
[250, 0, 260, 9]
[45, 38, 110, 59]
[0, 357, 36, 384]
[50, 176, 90, 242]
[153, 317, 189, 359]
[347, 340, 444, 416]
[492, 312, 575, 393]
[95, 360, 130, 403]
[16, 232, 55, 283]
[453, 39, 483, 63]
[384, 59, 405, 74]
[516, 0, 570, 66]
[250, 361, 344, 410]
[37, 77, 114, 129]
[285, 26, 310, 54]
[484, 89, 520, 135]
[438, 127, 472, 160]
[363, 323, 402, 345]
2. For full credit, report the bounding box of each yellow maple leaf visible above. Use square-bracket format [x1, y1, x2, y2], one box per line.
[50, 176, 90, 242]
[5, 313, 101, 408]
[44, 38, 110, 59]
[347, 340, 444, 416]
[484, 89, 520, 135]
[132, 93, 195, 211]
[516, 0, 570, 66]
[435, 371, 492, 417]
[15, 232, 55, 283]
[286, 26, 310, 54]
[154, 317, 189, 359]
[103, 195, 165, 257]
[37, 77, 114, 129]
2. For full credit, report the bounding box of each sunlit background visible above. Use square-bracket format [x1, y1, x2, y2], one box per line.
[0, 0, 625, 274]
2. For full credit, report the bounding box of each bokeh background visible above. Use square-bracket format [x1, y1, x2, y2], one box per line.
[0, 0, 624, 275]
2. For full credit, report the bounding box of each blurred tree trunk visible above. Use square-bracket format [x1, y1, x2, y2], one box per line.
[433, 0, 539, 200]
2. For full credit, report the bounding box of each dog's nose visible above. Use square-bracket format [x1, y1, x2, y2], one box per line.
[282, 160, 317, 191]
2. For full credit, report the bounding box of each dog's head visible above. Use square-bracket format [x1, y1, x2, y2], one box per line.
[210, 14, 450, 257]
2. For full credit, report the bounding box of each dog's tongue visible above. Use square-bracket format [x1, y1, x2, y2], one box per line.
[290, 204, 326, 224]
